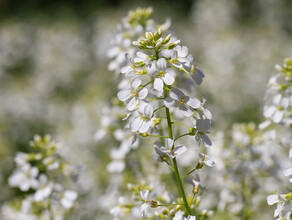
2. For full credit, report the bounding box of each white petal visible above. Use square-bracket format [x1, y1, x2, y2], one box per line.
[202, 108, 212, 119]
[264, 106, 276, 118]
[127, 97, 138, 111]
[201, 134, 212, 147]
[272, 110, 283, 123]
[267, 194, 278, 205]
[196, 119, 211, 132]
[154, 78, 164, 91]
[61, 199, 73, 209]
[162, 73, 175, 85]
[64, 190, 78, 200]
[180, 46, 188, 57]
[164, 97, 178, 108]
[165, 139, 174, 149]
[191, 68, 204, 85]
[140, 190, 149, 200]
[179, 105, 194, 117]
[143, 104, 153, 118]
[131, 78, 142, 89]
[141, 203, 149, 216]
[137, 51, 147, 58]
[187, 98, 201, 109]
[130, 117, 142, 132]
[121, 65, 132, 74]
[195, 135, 201, 146]
[138, 88, 148, 99]
[139, 121, 151, 133]
[117, 90, 131, 101]
[159, 49, 173, 58]
[157, 58, 167, 70]
[284, 168, 292, 177]
[173, 145, 187, 156]
[146, 63, 156, 76]
[170, 87, 184, 100]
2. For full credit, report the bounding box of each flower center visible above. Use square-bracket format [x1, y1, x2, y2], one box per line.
[178, 97, 186, 106]
[131, 89, 138, 97]
[156, 71, 165, 78]
[140, 115, 150, 121]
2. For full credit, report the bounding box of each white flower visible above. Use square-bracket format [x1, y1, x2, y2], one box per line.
[267, 193, 286, 217]
[43, 157, 59, 170]
[33, 175, 53, 202]
[139, 190, 158, 216]
[194, 119, 212, 147]
[14, 152, 29, 166]
[173, 210, 184, 220]
[154, 138, 186, 160]
[284, 167, 292, 182]
[147, 58, 175, 91]
[134, 51, 151, 64]
[60, 190, 78, 209]
[185, 216, 196, 220]
[94, 115, 115, 141]
[171, 45, 193, 70]
[164, 87, 200, 117]
[198, 152, 215, 167]
[129, 102, 155, 133]
[190, 67, 205, 86]
[140, 190, 150, 216]
[117, 77, 148, 111]
[8, 163, 39, 191]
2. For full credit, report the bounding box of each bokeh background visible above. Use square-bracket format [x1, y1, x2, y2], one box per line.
[0, 0, 291, 219]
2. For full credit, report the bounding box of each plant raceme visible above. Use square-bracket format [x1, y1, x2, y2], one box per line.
[3, 135, 79, 219]
[104, 7, 214, 219]
[264, 58, 292, 219]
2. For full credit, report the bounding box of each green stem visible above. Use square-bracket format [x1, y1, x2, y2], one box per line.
[181, 166, 199, 180]
[164, 86, 191, 215]
[174, 133, 190, 141]
[142, 80, 154, 88]
[172, 158, 191, 215]
[172, 121, 191, 129]
[146, 134, 169, 138]
[154, 105, 165, 113]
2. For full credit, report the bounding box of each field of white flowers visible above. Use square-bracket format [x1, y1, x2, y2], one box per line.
[0, 1, 291, 219]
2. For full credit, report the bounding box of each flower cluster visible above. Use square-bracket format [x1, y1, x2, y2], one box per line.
[112, 9, 213, 219]
[3, 135, 79, 219]
[107, 7, 170, 75]
[205, 123, 283, 219]
[263, 58, 292, 219]
[263, 58, 292, 126]
[110, 182, 211, 220]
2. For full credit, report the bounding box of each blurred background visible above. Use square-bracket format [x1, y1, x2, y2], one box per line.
[0, 0, 291, 219]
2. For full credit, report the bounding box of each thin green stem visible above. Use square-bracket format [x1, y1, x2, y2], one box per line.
[172, 121, 191, 129]
[48, 200, 54, 220]
[159, 203, 184, 207]
[146, 134, 169, 138]
[174, 133, 190, 141]
[164, 85, 191, 216]
[154, 105, 165, 113]
[172, 158, 191, 215]
[149, 98, 164, 102]
[181, 166, 198, 180]
[142, 80, 154, 88]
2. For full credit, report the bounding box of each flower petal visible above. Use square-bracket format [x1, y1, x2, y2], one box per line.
[127, 97, 138, 111]
[131, 78, 142, 89]
[187, 98, 201, 109]
[162, 73, 175, 85]
[138, 88, 148, 99]
[117, 90, 131, 101]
